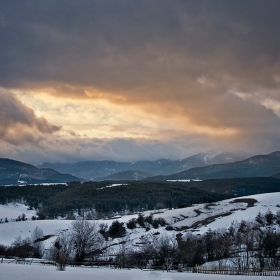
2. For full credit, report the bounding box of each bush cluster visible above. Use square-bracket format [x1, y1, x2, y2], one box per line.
[127, 214, 167, 230]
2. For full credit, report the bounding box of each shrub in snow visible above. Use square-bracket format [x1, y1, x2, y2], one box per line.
[154, 217, 166, 226]
[144, 214, 153, 225]
[99, 222, 108, 234]
[165, 225, 174, 231]
[108, 220, 126, 237]
[152, 221, 159, 228]
[137, 213, 145, 227]
[126, 218, 137, 229]
[255, 211, 264, 225]
[265, 209, 274, 225]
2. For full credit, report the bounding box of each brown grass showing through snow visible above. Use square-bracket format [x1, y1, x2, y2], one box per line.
[230, 198, 257, 207]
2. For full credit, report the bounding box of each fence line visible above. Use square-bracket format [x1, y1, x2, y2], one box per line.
[0, 258, 56, 266]
[194, 265, 280, 276]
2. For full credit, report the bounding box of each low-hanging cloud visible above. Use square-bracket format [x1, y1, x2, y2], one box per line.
[0, 88, 60, 145]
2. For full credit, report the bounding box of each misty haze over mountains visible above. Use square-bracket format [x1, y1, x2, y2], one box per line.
[3, 150, 280, 184]
[36, 150, 250, 181]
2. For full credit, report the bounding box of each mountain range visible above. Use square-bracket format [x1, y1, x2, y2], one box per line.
[1, 150, 280, 184]
[36, 151, 250, 180]
[150, 151, 280, 181]
[0, 158, 82, 185]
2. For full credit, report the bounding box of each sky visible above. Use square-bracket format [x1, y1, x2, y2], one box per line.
[0, 0, 280, 164]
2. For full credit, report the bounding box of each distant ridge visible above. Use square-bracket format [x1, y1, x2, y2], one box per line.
[95, 170, 153, 181]
[36, 151, 250, 180]
[147, 151, 280, 180]
[0, 158, 82, 185]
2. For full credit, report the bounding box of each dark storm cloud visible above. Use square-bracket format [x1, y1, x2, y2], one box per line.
[0, 88, 60, 145]
[1, 0, 279, 91]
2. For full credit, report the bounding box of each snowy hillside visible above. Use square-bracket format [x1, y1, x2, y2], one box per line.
[1, 192, 280, 247]
[0, 202, 36, 221]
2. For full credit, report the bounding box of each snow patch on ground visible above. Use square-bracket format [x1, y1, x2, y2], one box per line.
[3, 183, 68, 187]
[98, 183, 127, 190]
[167, 179, 202, 182]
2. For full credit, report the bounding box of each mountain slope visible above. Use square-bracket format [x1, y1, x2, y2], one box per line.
[160, 151, 251, 174]
[149, 152, 280, 180]
[0, 158, 82, 185]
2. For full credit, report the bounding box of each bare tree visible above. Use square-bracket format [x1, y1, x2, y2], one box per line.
[70, 220, 104, 262]
[181, 232, 203, 266]
[32, 226, 45, 258]
[52, 231, 72, 271]
[115, 236, 133, 269]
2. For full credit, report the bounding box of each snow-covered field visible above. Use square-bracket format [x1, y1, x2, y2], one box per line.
[0, 263, 276, 280]
[1, 192, 280, 279]
[0, 202, 36, 221]
[1, 192, 280, 247]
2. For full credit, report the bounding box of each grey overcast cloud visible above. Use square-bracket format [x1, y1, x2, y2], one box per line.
[0, 0, 280, 163]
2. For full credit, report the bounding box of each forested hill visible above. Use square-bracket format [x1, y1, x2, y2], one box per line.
[148, 152, 280, 180]
[1, 177, 280, 218]
[0, 158, 82, 185]
[95, 170, 153, 181]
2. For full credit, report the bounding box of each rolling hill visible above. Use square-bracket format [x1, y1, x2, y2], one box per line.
[1, 191, 280, 250]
